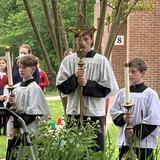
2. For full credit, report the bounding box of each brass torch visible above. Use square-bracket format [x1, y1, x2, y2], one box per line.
[122, 63, 138, 160]
[5, 46, 16, 112]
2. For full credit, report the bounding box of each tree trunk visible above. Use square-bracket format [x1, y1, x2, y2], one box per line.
[51, 0, 64, 62]
[94, 0, 108, 54]
[104, 0, 125, 59]
[104, 0, 139, 59]
[23, 0, 56, 84]
[41, 0, 61, 64]
[57, 0, 69, 55]
[82, 0, 88, 25]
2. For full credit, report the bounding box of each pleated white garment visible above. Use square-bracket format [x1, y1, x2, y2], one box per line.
[6, 81, 50, 137]
[110, 87, 160, 149]
[56, 52, 119, 116]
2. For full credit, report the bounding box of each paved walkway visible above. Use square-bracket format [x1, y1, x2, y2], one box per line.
[45, 95, 114, 126]
[45, 95, 114, 128]
[46, 96, 60, 101]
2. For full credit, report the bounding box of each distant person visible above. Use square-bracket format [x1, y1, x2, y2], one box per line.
[12, 44, 39, 84]
[0, 58, 8, 135]
[110, 58, 160, 160]
[37, 58, 49, 92]
[6, 55, 50, 160]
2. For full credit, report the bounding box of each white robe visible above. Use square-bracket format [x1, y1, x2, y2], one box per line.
[6, 81, 50, 137]
[110, 87, 160, 149]
[56, 52, 119, 116]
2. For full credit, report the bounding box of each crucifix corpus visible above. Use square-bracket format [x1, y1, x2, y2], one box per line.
[66, 13, 96, 125]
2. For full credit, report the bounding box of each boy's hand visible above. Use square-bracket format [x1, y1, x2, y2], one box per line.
[0, 95, 4, 101]
[8, 94, 16, 105]
[77, 76, 87, 86]
[75, 67, 85, 78]
[123, 113, 133, 123]
[0, 95, 7, 101]
[75, 67, 87, 86]
[125, 127, 134, 139]
[124, 113, 134, 139]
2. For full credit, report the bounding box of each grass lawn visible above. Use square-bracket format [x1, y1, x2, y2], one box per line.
[47, 99, 64, 122]
[0, 99, 64, 159]
[0, 135, 7, 159]
[0, 99, 160, 159]
[106, 124, 119, 159]
[0, 99, 119, 159]
[45, 87, 59, 96]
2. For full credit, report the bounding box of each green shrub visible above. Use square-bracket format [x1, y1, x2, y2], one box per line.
[30, 118, 115, 160]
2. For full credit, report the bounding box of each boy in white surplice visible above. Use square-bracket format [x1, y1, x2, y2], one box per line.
[110, 58, 160, 160]
[56, 30, 119, 151]
[5, 55, 50, 160]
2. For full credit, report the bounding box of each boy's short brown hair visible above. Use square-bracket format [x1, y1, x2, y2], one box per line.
[18, 55, 38, 67]
[0, 57, 7, 63]
[19, 44, 32, 54]
[129, 58, 147, 72]
[74, 26, 95, 39]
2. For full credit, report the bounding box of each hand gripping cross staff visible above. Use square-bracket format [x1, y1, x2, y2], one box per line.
[66, 13, 96, 125]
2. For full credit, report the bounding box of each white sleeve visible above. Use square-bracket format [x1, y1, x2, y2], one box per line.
[110, 90, 125, 120]
[3, 86, 9, 96]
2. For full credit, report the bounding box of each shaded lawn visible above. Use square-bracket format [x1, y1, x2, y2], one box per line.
[0, 100, 160, 159]
[47, 99, 64, 122]
[0, 135, 7, 159]
[0, 100, 64, 159]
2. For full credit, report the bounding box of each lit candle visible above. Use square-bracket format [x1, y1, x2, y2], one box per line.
[124, 63, 130, 104]
[6, 51, 13, 86]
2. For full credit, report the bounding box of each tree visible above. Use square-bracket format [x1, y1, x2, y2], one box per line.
[94, 0, 152, 58]
[0, 0, 152, 83]
[22, 0, 95, 84]
[23, 0, 56, 84]
[0, 0, 152, 111]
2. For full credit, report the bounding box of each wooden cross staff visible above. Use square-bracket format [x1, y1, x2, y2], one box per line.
[66, 14, 96, 125]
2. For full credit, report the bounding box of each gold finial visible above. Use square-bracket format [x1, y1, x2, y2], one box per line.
[0, 45, 11, 52]
[5, 46, 10, 52]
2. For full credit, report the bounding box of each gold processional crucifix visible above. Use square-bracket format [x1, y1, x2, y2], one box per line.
[66, 14, 96, 125]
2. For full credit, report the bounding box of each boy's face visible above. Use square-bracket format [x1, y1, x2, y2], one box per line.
[19, 47, 30, 57]
[129, 66, 144, 85]
[76, 34, 93, 53]
[19, 64, 35, 81]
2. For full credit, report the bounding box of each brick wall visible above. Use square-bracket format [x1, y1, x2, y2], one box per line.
[94, 0, 160, 92]
[126, 0, 160, 92]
